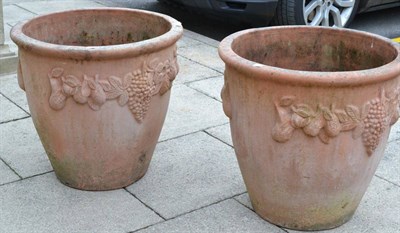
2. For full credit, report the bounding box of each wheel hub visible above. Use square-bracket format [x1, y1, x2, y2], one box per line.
[303, 0, 356, 27]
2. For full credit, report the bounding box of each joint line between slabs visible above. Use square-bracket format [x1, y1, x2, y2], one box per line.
[0, 157, 23, 179]
[0, 91, 31, 115]
[123, 188, 167, 221]
[202, 122, 230, 132]
[131, 191, 247, 232]
[130, 224, 153, 233]
[13, 4, 39, 16]
[232, 196, 289, 233]
[185, 84, 222, 103]
[0, 170, 53, 187]
[182, 74, 222, 85]
[374, 174, 400, 188]
[157, 122, 229, 143]
[0, 115, 31, 125]
[158, 131, 199, 143]
[203, 130, 233, 149]
[93, 0, 108, 6]
[177, 54, 224, 75]
[164, 191, 248, 222]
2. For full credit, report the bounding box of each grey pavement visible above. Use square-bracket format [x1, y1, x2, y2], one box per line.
[1, 1, 399, 232]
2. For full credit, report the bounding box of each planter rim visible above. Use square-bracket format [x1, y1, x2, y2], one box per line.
[10, 8, 183, 60]
[219, 26, 400, 87]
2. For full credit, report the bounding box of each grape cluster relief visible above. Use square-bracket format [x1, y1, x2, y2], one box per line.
[48, 56, 178, 123]
[272, 88, 400, 155]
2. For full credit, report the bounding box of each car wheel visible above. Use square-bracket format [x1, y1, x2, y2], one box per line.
[274, 0, 359, 27]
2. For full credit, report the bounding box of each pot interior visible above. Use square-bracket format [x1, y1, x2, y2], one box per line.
[232, 27, 397, 72]
[22, 9, 171, 46]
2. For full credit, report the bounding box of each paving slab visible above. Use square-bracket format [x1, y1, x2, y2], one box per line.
[235, 176, 400, 233]
[3, 4, 37, 26]
[16, 0, 106, 15]
[205, 123, 233, 147]
[159, 84, 228, 141]
[175, 56, 220, 84]
[234, 193, 252, 209]
[177, 34, 204, 49]
[0, 173, 162, 233]
[187, 75, 224, 101]
[3, 23, 13, 43]
[137, 199, 285, 233]
[178, 43, 225, 72]
[388, 120, 400, 142]
[376, 140, 400, 185]
[0, 159, 20, 185]
[126, 132, 246, 219]
[4, 22, 18, 54]
[0, 94, 28, 123]
[183, 29, 220, 48]
[0, 117, 52, 178]
[0, 73, 30, 113]
[3, 0, 48, 5]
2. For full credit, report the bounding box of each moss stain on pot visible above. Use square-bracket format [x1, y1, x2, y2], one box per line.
[51, 157, 79, 187]
[126, 32, 133, 43]
[74, 30, 152, 46]
[240, 34, 390, 73]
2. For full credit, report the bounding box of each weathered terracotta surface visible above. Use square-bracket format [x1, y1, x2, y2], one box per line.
[11, 8, 183, 190]
[219, 26, 400, 230]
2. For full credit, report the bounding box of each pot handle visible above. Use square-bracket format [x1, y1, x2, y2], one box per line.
[221, 81, 232, 119]
[17, 61, 25, 91]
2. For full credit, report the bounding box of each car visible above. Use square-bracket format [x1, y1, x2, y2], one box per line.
[159, 0, 400, 27]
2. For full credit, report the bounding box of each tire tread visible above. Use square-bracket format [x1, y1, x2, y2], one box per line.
[274, 0, 298, 25]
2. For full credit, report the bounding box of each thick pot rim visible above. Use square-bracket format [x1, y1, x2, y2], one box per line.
[10, 8, 183, 60]
[219, 26, 400, 87]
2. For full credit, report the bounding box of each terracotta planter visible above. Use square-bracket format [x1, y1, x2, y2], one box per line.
[11, 8, 183, 190]
[219, 26, 400, 230]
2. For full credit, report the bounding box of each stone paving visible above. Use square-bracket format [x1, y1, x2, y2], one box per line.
[1, 0, 399, 232]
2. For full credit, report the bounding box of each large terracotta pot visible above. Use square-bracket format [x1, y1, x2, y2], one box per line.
[11, 8, 183, 190]
[219, 26, 400, 230]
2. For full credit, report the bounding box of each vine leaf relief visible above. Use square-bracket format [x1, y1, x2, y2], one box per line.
[48, 56, 178, 123]
[272, 88, 400, 156]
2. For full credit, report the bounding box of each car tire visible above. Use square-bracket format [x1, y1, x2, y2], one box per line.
[274, 0, 359, 27]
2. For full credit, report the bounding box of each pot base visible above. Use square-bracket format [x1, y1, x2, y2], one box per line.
[249, 192, 358, 231]
[54, 165, 150, 191]
[254, 207, 355, 231]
